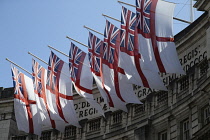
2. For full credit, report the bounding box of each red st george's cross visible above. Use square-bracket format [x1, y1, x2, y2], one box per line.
[103, 20, 126, 102]
[136, 0, 174, 73]
[88, 32, 114, 107]
[120, 6, 149, 88]
[46, 51, 73, 123]
[12, 66, 36, 134]
[32, 59, 56, 128]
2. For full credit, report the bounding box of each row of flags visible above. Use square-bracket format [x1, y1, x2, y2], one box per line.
[10, 0, 185, 136]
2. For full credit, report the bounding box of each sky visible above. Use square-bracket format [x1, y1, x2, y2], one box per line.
[0, 0, 204, 88]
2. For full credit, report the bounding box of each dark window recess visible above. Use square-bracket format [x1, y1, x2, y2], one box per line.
[64, 125, 76, 138]
[203, 105, 210, 125]
[40, 131, 51, 140]
[0, 113, 6, 120]
[112, 111, 122, 124]
[88, 118, 101, 132]
[182, 119, 190, 140]
[156, 91, 168, 106]
[158, 131, 167, 140]
[199, 59, 208, 77]
[179, 76, 189, 91]
[134, 103, 145, 115]
[11, 136, 27, 140]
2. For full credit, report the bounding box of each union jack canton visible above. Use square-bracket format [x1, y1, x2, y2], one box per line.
[136, 0, 152, 35]
[120, 6, 137, 54]
[47, 51, 64, 91]
[69, 42, 86, 83]
[103, 20, 120, 68]
[32, 59, 45, 96]
[12, 66, 24, 98]
[88, 32, 103, 76]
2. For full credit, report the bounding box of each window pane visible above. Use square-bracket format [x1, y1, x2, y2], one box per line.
[183, 120, 190, 140]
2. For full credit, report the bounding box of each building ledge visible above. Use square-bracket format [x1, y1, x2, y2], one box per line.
[194, 0, 210, 11]
[192, 123, 210, 139]
[174, 12, 207, 43]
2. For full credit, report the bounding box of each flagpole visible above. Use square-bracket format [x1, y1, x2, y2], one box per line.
[5, 58, 32, 75]
[102, 13, 192, 27]
[102, 14, 121, 22]
[28, 52, 48, 65]
[28, 51, 73, 77]
[84, 25, 121, 43]
[117, 0, 192, 24]
[47, 45, 90, 67]
[47, 45, 70, 58]
[66, 36, 89, 48]
[83, 25, 103, 36]
[117, 0, 136, 8]
[48, 45, 69, 57]
[84, 25, 104, 36]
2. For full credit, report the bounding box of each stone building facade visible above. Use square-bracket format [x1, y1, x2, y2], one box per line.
[1, 0, 210, 139]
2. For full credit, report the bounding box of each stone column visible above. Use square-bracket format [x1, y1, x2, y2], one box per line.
[78, 119, 88, 140]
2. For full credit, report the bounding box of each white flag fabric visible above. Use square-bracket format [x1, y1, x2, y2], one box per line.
[88, 32, 116, 109]
[46, 51, 80, 127]
[32, 59, 66, 132]
[11, 66, 41, 136]
[119, 6, 166, 90]
[69, 42, 104, 116]
[102, 21, 142, 112]
[136, 0, 185, 74]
